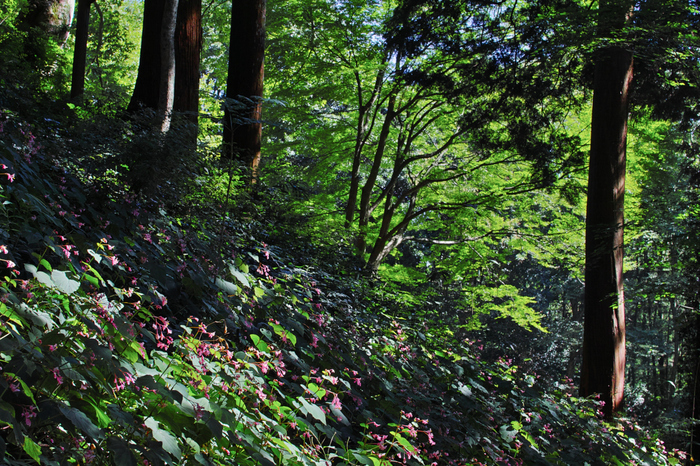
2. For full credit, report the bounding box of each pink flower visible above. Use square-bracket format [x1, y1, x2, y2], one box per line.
[52, 367, 63, 385]
[331, 394, 342, 411]
[22, 406, 37, 426]
[193, 404, 205, 421]
[0, 245, 8, 254]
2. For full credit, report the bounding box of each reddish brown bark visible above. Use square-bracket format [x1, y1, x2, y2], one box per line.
[223, 0, 266, 180]
[173, 0, 202, 125]
[580, 44, 633, 418]
[70, 0, 95, 100]
[127, 0, 165, 112]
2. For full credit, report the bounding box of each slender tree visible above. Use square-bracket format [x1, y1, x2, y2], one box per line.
[70, 0, 96, 100]
[223, 0, 266, 180]
[580, 0, 634, 419]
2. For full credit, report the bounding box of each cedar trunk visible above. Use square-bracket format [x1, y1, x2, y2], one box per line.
[157, 0, 179, 133]
[70, 0, 95, 100]
[128, 0, 165, 112]
[580, 45, 633, 418]
[174, 0, 202, 126]
[223, 0, 266, 179]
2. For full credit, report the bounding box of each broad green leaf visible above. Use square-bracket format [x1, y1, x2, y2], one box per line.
[499, 424, 517, 443]
[23, 437, 41, 464]
[40, 258, 52, 271]
[351, 452, 381, 466]
[392, 432, 416, 453]
[59, 404, 104, 440]
[250, 334, 269, 352]
[229, 264, 250, 288]
[84, 274, 100, 287]
[145, 417, 181, 458]
[215, 278, 239, 295]
[299, 397, 326, 425]
[306, 383, 326, 400]
[51, 270, 80, 295]
[87, 249, 103, 264]
[0, 302, 27, 327]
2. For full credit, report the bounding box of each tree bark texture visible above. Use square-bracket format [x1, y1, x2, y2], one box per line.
[223, 0, 266, 180]
[158, 0, 179, 133]
[70, 0, 95, 100]
[21, 0, 75, 45]
[173, 0, 202, 125]
[580, 44, 633, 418]
[128, 0, 165, 112]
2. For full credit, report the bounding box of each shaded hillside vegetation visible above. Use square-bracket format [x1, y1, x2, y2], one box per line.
[0, 95, 687, 465]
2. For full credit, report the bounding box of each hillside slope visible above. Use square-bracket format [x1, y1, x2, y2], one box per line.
[0, 106, 683, 465]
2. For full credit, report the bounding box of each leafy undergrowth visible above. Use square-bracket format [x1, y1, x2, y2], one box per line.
[0, 112, 686, 466]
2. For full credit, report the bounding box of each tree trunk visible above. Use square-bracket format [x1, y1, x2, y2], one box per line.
[345, 65, 386, 228]
[128, 0, 166, 112]
[70, 0, 95, 101]
[158, 0, 179, 133]
[21, 0, 75, 45]
[173, 0, 202, 129]
[223, 0, 266, 182]
[580, 41, 633, 418]
[357, 93, 396, 254]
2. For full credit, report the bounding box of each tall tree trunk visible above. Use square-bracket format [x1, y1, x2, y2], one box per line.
[158, 0, 179, 133]
[70, 0, 95, 101]
[223, 0, 266, 182]
[174, 0, 202, 131]
[579, 0, 633, 416]
[128, 0, 166, 112]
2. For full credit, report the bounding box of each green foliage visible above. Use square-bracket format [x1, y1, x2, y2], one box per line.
[0, 107, 685, 465]
[80, 0, 142, 110]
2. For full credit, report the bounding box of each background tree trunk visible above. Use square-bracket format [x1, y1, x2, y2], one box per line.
[580, 40, 633, 418]
[174, 0, 202, 125]
[21, 0, 75, 45]
[158, 0, 179, 133]
[70, 0, 95, 101]
[223, 0, 266, 181]
[128, 0, 165, 112]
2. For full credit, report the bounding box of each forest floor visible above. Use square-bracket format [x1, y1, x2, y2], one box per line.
[0, 93, 687, 465]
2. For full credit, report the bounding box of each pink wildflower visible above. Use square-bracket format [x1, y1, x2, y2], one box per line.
[52, 367, 63, 385]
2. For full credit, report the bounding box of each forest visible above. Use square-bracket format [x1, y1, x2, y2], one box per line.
[0, 0, 699, 464]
